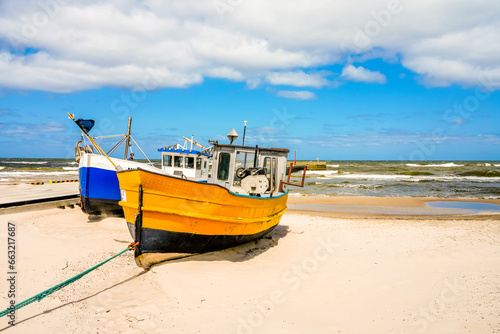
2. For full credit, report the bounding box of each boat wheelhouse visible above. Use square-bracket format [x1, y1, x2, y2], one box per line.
[209, 143, 289, 196]
[158, 147, 211, 180]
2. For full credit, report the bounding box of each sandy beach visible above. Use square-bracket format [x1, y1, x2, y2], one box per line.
[0, 196, 499, 333]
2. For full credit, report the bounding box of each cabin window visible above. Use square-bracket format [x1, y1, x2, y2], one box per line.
[263, 157, 270, 173]
[233, 151, 255, 185]
[263, 157, 277, 192]
[272, 157, 277, 187]
[272, 158, 277, 175]
[185, 157, 194, 169]
[163, 155, 173, 167]
[196, 157, 202, 170]
[204, 161, 207, 169]
[235, 151, 255, 170]
[174, 156, 183, 168]
[217, 153, 231, 181]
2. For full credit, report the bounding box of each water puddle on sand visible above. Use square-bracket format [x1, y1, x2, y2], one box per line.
[427, 201, 500, 213]
[288, 202, 500, 215]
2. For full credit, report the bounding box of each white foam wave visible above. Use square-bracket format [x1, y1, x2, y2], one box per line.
[0, 167, 4, 170]
[405, 163, 464, 168]
[305, 170, 339, 176]
[3, 161, 48, 165]
[327, 164, 339, 168]
[63, 167, 79, 171]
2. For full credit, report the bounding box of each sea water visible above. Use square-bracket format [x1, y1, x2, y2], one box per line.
[1, 158, 499, 199]
[0, 158, 163, 184]
[289, 161, 500, 198]
[0, 158, 80, 184]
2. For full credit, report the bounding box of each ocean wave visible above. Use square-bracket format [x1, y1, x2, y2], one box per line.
[327, 183, 386, 190]
[327, 164, 339, 168]
[306, 181, 323, 186]
[0, 167, 4, 170]
[457, 170, 500, 177]
[305, 170, 340, 176]
[63, 167, 79, 171]
[2, 161, 48, 165]
[405, 163, 464, 168]
[397, 171, 434, 176]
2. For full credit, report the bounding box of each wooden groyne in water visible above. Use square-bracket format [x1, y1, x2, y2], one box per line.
[287, 160, 327, 171]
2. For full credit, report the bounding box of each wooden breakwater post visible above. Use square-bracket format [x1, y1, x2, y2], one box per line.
[287, 160, 327, 171]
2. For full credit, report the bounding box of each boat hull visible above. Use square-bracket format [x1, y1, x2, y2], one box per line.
[117, 168, 288, 268]
[79, 153, 161, 216]
[126, 221, 276, 254]
[81, 195, 123, 216]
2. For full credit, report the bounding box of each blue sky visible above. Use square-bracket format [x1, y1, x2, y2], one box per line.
[0, 0, 499, 160]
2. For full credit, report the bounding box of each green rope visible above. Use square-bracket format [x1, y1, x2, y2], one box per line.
[0, 245, 134, 318]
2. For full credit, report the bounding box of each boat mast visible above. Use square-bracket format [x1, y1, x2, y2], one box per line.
[182, 136, 208, 151]
[124, 116, 132, 159]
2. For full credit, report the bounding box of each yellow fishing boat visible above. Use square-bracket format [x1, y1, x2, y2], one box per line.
[117, 133, 306, 268]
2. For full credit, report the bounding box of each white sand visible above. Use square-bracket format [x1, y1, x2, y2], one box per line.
[0, 204, 499, 333]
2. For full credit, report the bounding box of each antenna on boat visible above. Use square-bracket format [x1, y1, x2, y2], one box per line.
[227, 129, 238, 145]
[242, 121, 247, 146]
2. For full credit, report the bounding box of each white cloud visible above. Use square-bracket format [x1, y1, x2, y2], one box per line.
[266, 70, 331, 88]
[0, 0, 498, 92]
[341, 65, 386, 84]
[205, 67, 244, 81]
[276, 90, 317, 100]
[448, 118, 467, 125]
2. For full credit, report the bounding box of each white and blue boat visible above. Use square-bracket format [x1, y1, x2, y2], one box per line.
[78, 153, 158, 215]
[71, 115, 212, 215]
[79, 147, 212, 215]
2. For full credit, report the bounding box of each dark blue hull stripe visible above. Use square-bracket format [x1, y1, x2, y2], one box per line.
[127, 222, 277, 254]
[81, 196, 123, 216]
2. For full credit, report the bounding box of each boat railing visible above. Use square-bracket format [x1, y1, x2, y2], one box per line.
[279, 163, 307, 192]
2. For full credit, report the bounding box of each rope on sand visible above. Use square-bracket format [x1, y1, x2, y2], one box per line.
[0, 243, 138, 319]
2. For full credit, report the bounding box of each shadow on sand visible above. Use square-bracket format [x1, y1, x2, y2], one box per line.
[154, 224, 290, 266]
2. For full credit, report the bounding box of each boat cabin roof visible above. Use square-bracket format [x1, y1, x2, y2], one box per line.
[214, 143, 290, 155]
[158, 147, 211, 157]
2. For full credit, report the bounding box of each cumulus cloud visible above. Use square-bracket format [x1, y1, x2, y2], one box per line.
[0, 0, 498, 92]
[276, 90, 317, 100]
[341, 65, 386, 84]
[266, 70, 331, 88]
